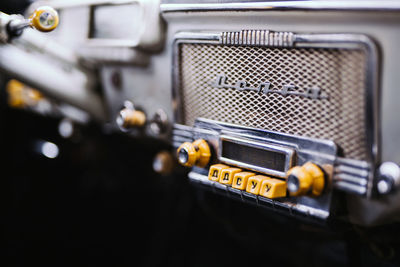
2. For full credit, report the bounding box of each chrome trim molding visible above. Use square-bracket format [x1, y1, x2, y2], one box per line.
[172, 123, 194, 148]
[31, 0, 139, 10]
[161, 1, 400, 13]
[333, 157, 371, 196]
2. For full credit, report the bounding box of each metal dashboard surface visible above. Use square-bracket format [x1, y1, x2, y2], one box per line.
[161, 0, 400, 12]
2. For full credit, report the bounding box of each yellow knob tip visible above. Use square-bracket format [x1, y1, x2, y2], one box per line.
[176, 139, 211, 168]
[29, 6, 59, 32]
[117, 109, 146, 129]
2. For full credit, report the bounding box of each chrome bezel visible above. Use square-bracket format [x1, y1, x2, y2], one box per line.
[219, 135, 295, 178]
[172, 31, 380, 197]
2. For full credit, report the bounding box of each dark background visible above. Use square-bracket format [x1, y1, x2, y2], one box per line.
[1, 1, 400, 266]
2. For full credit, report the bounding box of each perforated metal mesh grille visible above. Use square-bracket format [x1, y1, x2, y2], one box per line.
[178, 43, 368, 160]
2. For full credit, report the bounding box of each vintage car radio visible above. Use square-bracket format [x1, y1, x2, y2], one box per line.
[171, 28, 381, 222]
[164, 8, 400, 224]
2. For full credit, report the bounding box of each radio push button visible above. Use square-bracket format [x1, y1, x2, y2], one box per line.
[177, 139, 211, 168]
[246, 175, 268, 195]
[219, 167, 242, 185]
[232, 172, 255, 190]
[208, 164, 230, 181]
[259, 178, 287, 199]
[286, 162, 325, 197]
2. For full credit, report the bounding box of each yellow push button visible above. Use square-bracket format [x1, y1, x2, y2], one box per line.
[232, 172, 255, 190]
[260, 178, 287, 199]
[246, 175, 267, 195]
[303, 162, 325, 197]
[208, 164, 229, 182]
[219, 167, 242, 185]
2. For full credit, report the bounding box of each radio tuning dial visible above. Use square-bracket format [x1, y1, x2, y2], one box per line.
[286, 162, 325, 197]
[177, 139, 211, 168]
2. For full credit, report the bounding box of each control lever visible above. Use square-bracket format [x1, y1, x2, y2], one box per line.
[0, 6, 106, 121]
[2, 6, 59, 42]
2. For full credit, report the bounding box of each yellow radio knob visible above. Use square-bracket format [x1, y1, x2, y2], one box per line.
[6, 79, 43, 108]
[153, 151, 175, 175]
[177, 139, 211, 168]
[303, 162, 325, 196]
[287, 162, 325, 197]
[29, 6, 59, 32]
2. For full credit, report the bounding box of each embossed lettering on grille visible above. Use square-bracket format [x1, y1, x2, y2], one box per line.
[178, 43, 367, 160]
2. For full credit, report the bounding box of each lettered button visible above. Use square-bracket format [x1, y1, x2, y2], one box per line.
[260, 178, 287, 199]
[232, 172, 255, 190]
[208, 164, 230, 181]
[246, 175, 267, 195]
[219, 167, 242, 185]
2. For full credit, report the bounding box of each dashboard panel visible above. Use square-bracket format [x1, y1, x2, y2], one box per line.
[15, 0, 400, 226]
[2, 0, 400, 265]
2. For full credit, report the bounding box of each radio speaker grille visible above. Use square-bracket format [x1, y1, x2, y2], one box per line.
[178, 43, 367, 160]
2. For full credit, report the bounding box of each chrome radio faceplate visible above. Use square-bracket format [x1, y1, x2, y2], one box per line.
[173, 118, 341, 221]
